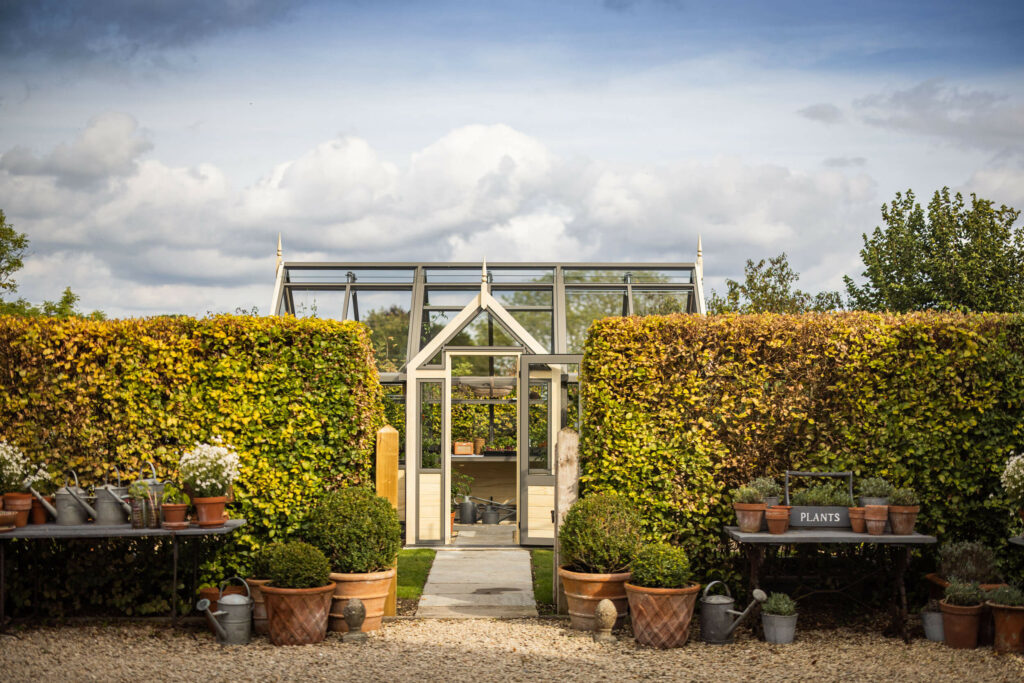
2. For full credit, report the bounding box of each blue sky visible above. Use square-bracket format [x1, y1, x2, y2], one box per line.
[0, 0, 1022, 316]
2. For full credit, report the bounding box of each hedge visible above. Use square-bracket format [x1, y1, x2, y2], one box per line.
[0, 315, 384, 615]
[580, 312, 1024, 585]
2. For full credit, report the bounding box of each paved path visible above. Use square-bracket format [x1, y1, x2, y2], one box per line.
[416, 549, 538, 618]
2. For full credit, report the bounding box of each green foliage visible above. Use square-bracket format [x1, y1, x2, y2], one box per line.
[630, 542, 693, 588]
[451, 470, 474, 501]
[889, 487, 919, 506]
[708, 252, 842, 314]
[748, 477, 782, 498]
[985, 584, 1024, 607]
[397, 549, 435, 600]
[531, 548, 554, 606]
[762, 592, 797, 616]
[265, 541, 331, 589]
[0, 314, 384, 615]
[731, 486, 764, 504]
[580, 312, 1024, 585]
[939, 542, 1001, 584]
[791, 483, 851, 507]
[302, 487, 401, 573]
[251, 543, 280, 579]
[858, 477, 894, 499]
[558, 492, 643, 574]
[944, 580, 984, 606]
[845, 188, 1024, 312]
[0, 209, 27, 296]
[161, 483, 188, 504]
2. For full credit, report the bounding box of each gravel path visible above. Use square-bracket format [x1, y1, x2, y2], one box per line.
[3, 619, 1023, 682]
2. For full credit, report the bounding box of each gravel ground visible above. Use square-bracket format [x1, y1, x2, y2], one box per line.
[3, 619, 1022, 682]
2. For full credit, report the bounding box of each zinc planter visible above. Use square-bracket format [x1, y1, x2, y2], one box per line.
[625, 582, 700, 649]
[558, 566, 631, 631]
[859, 496, 889, 507]
[245, 578, 271, 636]
[762, 613, 798, 644]
[864, 505, 888, 536]
[193, 496, 227, 528]
[733, 503, 766, 534]
[921, 610, 944, 642]
[328, 568, 396, 633]
[988, 602, 1024, 654]
[940, 600, 982, 649]
[888, 505, 919, 535]
[261, 581, 336, 646]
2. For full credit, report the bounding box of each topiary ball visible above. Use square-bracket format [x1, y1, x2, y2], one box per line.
[558, 492, 642, 574]
[630, 542, 693, 589]
[302, 487, 402, 573]
[265, 541, 331, 589]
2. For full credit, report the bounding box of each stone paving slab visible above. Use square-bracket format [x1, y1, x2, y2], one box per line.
[416, 549, 537, 618]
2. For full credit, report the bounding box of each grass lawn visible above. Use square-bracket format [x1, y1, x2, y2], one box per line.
[530, 548, 554, 608]
[397, 548, 435, 600]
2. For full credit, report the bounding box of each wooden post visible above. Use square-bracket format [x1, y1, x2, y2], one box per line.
[376, 425, 400, 617]
[554, 428, 579, 614]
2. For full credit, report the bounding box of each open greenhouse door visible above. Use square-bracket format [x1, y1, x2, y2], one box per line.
[518, 354, 582, 546]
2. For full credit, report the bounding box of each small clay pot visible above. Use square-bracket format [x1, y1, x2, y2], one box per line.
[3, 492, 33, 527]
[765, 506, 790, 535]
[733, 502, 766, 533]
[888, 505, 919, 535]
[848, 507, 866, 533]
[30, 496, 54, 524]
[864, 505, 888, 536]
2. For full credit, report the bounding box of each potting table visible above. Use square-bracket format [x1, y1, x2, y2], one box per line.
[0, 519, 245, 627]
[725, 526, 936, 642]
[1010, 536, 1024, 547]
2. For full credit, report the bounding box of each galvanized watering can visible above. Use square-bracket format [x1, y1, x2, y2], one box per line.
[699, 581, 767, 644]
[134, 462, 165, 501]
[196, 577, 252, 645]
[94, 466, 131, 525]
[52, 471, 98, 525]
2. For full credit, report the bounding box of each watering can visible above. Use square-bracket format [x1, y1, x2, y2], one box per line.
[133, 462, 165, 502]
[50, 471, 98, 525]
[699, 581, 767, 644]
[94, 466, 131, 525]
[196, 577, 252, 645]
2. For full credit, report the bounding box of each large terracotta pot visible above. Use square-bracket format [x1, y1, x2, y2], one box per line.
[848, 507, 866, 533]
[31, 496, 54, 524]
[989, 602, 1024, 654]
[926, 573, 1004, 645]
[888, 505, 919, 535]
[193, 496, 227, 528]
[558, 566, 631, 631]
[3, 493, 33, 527]
[733, 502, 766, 533]
[863, 505, 888, 536]
[261, 581, 336, 646]
[328, 567, 396, 633]
[625, 582, 700, 648]
[765, 507, 790, 535]
[940, 600, 982, 649]
[245, 578, 271, 636]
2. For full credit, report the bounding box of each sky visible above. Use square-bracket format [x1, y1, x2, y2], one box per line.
[0, 0, 1022, 317]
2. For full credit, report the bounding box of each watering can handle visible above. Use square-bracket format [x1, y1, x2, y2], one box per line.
[141, 461, 158, 481]
[702, 580, 731, 599]
[65, 470, 81, 490]
[111, 465, 122, 488]
[219, 576, 252, 605]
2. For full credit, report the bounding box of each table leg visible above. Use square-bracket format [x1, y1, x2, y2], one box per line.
[748, 545, 765, 640]
[886, 546, 910, 642]
[171, 536, 179, 624]
[1, 542, 6, 628]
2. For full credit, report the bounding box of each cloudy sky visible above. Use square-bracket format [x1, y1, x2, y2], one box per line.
[1, 0, 1022, 317]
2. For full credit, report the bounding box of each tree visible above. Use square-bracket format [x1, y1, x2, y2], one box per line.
[844, 188, 1024, 312]
[0, 209, 28, 296]
[707, 252, 842, 314]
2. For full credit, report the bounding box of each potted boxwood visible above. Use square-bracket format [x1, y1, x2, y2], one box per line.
[246, 543, 279, 636]
[921, 599, 944, 643]
[260, 541, 336, 646]
[887, 487, 919, 535]
[858, 477, 893, 507]
[624, 542, 700, 648]
[985, 585, 1024, 654]
[557, 492, 642, 631]
[302, 487, 402, 633]
[761, 592, 798, 644]
[940, 580, 984, 649]
[732, 486, 765, 533]
[749, 477, 782, 508]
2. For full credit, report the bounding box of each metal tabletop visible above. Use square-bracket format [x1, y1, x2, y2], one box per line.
[0, 518, 245, 539]
[726, 526, 937, 545]
[1011, 536, 1024, 547]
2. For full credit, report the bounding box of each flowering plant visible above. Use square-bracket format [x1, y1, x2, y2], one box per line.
[0, 441, 31, 492]
[1001, 454, 1024, 507]
[179, 439, 240, 498]
[24, 465, 55, 495]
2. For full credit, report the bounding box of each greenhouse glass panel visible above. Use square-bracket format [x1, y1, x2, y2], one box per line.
[382, 384, 406, 465]
[419, 381, 442, 470]
[289, 290, 348, 319]
[565, 288, 628, 352]
[632, 290, 691, 316]
[347, 289, 412, 372]
[491, 289, 553, 307]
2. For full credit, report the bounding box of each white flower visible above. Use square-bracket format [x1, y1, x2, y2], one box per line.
[179, 440, 240, 497]
[1001, 454, 1024, 506]
[0, 441, 31, 492]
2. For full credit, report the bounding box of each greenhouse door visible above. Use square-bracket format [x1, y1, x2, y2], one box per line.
[518, 354, 582, 546]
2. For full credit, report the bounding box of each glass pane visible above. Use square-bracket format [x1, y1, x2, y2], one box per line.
[423, 289, 475, 307]
[421, 309, 460, 349]
[288, 268, 415, 283]
[347, 290, 412, 372]
[491, 289, 552, 307]
[288, 290, 348, 319]
[422, 310, 522, 349]
[489, 268, 554, 283]
[425, 268, 483, 283]
[630, 269, 695, 284]
[563, 269, 631, 284]
[528, 380, 550, 474]
[382, 384, 406, 466]
[563, 375, 581, 433]
[508, 310, 552, 352]
[565, 289, 628, 353]
[632, 290, 691, 316]
[419, 382, 442, 470]
[451, 355, 518, 378]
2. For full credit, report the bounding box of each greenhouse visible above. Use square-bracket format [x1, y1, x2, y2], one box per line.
[271, 250, 706, 546]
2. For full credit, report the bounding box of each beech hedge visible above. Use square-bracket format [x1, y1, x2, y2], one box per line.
[0, 315, 384, 615]
[580, 312, 1024, 584]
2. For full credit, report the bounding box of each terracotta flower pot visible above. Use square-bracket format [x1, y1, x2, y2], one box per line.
[848, 507, 865, 533]
[558, 566, 631, 631]
[162, 503, 188, 525]
[888, 505, 919, 535]
[193, 496, 227, 528]
[863, 505, 888, 535]
[940, 600, 982, 649]
[328, 567, 396, 633]
[261, 581, 336, 646]
[3, 492, 33, 527]
[30, 496, 54, 524]
[989, 602, 1024, 654]
[733, 502, 766, 533]
[765, 507, 790, 535]
[246, 578, 271, 636]
[625, 582, 700, 648]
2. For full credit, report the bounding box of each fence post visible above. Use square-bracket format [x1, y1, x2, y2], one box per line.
[376, 425, 400, 617]
[554, 428, 579, 614]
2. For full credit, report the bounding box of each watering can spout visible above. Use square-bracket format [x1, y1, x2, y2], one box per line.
[29, 486, 57, 517]
[723, 588, 767, 639]
[196, 598, 229, 642]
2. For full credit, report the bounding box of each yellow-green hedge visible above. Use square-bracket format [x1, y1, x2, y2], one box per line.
[0, 314, 384, 615]
[580, 312, 1024, 583]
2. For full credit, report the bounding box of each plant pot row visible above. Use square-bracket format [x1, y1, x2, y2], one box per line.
[733, 502, 920, 536]
[940, 600, 1024, 652]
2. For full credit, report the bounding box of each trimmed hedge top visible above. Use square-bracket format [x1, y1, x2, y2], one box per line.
[265, 542, 331, 589]
[302, 487, 402, 573]
[558, 492, 642, 574]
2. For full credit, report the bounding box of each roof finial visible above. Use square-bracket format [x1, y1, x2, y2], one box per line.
[697, 234, 703, 260]
[275, 233, 283, 273]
